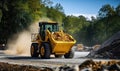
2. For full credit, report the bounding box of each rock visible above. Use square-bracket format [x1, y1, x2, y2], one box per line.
[76, 44, 84, 51]
[59, 65, 75, 71]
[79, 59, 120, 71]
[81, 68, 92, 71]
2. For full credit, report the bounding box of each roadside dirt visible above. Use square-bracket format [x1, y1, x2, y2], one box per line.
[0, 62, 53, 71]
[0, 59, 120, 71]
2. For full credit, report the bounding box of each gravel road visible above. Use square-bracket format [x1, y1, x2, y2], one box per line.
[0, 50, 90, 69]
[0, 50, 119, 71]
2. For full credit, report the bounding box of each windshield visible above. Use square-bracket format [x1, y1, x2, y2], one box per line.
[39, 23, 59, 40]
[45, 24, 59, 32]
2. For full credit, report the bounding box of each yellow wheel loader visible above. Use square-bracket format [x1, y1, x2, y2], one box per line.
[30, 22, 76, 59]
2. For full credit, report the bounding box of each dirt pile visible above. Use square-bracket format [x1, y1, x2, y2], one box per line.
[88, 31, 120, 59]
[79, 60, 120, 71]
[52, 31, 74, 42]
[92, 45, 101, 50]
[76, 44, 84, 51]
[0, 62, 53, 71]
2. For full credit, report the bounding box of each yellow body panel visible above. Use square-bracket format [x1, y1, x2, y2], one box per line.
[51, 41, 75, 55]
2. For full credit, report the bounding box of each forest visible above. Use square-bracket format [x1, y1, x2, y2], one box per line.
[0, 0, 120, 46]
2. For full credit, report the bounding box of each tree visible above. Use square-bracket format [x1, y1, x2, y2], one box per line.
[0, 0, 42, 40]
[116, 4, 120, 16]
[63, 15, 90, 44]
[28, 0, 42, 20]
[47, 7, 65, 24]
[98, 4, 115, 18]
[41, 0, 53, 7]
[54, 3, 64, 13]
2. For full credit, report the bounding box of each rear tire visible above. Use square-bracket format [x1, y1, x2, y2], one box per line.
[64, 50, 74, 58]
[30, 43, 39, 57]
[40, 43, 51, 59]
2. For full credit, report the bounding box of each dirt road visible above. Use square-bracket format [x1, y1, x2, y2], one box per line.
[0, 50, 119, 71]
[0, 50, 90, 71]
[0, 50, 89, 68]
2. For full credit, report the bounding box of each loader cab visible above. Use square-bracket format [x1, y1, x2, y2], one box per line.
[39, 22, 59, 40]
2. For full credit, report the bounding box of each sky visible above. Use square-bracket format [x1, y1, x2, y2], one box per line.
[52, 0, 120, 19]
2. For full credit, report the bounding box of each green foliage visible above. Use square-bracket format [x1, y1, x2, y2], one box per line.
[0, 0, 42, 39]
[98, 4, 115, 18]
[47, 7, 65, 24]
[41, 0, 53, 7]
[116, 4, 120, 16]
[64, 15, 90, 43]
[54, 3, 64, 13]
[28, 0, 42, 20]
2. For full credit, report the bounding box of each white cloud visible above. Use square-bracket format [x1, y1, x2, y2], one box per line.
[66, 13, 97, 20]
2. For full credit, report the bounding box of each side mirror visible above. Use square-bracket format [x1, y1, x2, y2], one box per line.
[39, 22, 42, 27]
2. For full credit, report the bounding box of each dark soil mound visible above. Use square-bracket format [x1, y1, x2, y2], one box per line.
[88, 31, 120, 59]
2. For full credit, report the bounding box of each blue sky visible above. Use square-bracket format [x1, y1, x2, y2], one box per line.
[52, 0, 120, 19]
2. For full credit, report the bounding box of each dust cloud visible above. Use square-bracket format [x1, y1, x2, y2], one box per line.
[4, 18, 53, 56]
[4, 31, 31, 56]
[4, 22, 39, 56]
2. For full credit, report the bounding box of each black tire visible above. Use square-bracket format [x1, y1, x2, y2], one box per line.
[40, 43, 51, 59]
[30, 43, 39, 57]
[55, 55, 62, 58]
[64, 50, 74, 58]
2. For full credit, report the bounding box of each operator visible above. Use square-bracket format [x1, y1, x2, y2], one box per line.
[48, 27, 52, 32]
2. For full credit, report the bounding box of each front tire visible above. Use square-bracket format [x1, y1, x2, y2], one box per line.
[64, 50, 74, 58]
[30, 43, 39, 57]
[40, 43, 51, 59]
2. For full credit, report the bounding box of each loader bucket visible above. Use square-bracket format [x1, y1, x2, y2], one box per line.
[50, 34, 76, 55]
